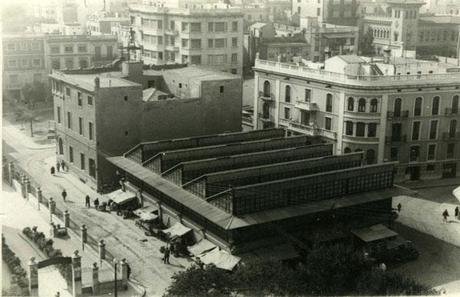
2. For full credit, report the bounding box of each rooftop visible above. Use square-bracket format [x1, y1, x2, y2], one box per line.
[419, 15, 460, 24]
[129, 4, 243, 16]
[50, 71, 141, 91]
[165, 66, 240, 81]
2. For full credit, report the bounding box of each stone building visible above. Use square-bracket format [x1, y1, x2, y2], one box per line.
[49, 61, 242, 191]
[108, 128, 405, 255]
[129, 2, 244, 74]
[292, 0, 359, 26]
[253, 54, 460, 181]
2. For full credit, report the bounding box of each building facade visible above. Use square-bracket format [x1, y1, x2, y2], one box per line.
[253, 54, 460, 181]
[129, 3, 244, 74]
[292, 0, 359, 26]
[50, 61, 242, 191]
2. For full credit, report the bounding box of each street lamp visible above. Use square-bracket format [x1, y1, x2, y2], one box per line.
[113, 258, 118, 297]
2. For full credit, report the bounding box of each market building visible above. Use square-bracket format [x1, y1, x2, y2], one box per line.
[252, 53, 460, 181]
[49, 61, 242, 191]
[107, 128, 405, 255]
[129, 2, 244, 74]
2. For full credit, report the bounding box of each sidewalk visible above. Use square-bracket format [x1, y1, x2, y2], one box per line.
[397, 177, 460, 190]
[1, 182, 138, 297]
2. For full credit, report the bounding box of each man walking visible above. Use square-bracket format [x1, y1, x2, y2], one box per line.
[94, 198, 100, 210]
[163, 246, 170, 264]
[61, 160, 66, 172]
[50, 166, 55, 175]
[61, 189, 67, 202]
[455, 206, 459, 220]
[442, 209, 449, 223]
[397, 203, 402, 213]
[85, 195, 91, 208]
[56, 161, 61, 172]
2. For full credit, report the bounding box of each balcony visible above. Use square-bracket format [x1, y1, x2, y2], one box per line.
[289, 121, 320, 136]
[387, 110, 409, 120]
[445, 108, 459, 115]
[165, 44, 179, 51]
[385, 135, 407, 144]
[258, 113, 275, 122]
[442, 132, 460, 140]
[165, 29, 179, 35]
[295, 100, 319, 111]
[258, 91, 275, 102]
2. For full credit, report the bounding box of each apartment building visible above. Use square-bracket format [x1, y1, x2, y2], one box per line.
[87, 16, 131, 35]
[292, 0, 359, 26]
[49, 61, 242, 191]
[129, 3, 244, 74]
[253, 53, 460, 181]
[416, 16, 460, 58]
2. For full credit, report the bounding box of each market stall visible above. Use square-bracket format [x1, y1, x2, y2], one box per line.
[199, 248, 241, 271]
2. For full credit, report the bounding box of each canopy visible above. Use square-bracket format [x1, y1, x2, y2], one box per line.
[199, 248, 241, 271]
[163, 222, 192, 237]
[453, 186, 460, 202]
[351, 224, 398, 243]
[134, 205, 158, 221]
[188, 239, 217, 256]
[107, 189, 137, 205]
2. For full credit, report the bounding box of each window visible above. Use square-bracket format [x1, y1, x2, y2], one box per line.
[52, 59, 60, 69]
[182, 22, 188, 32]
[66, 87, 70, 96]
[170, 21, 175, 30]
[191, 55, 201, 64]
[8, 59, 17, 68]
[263, 81, 271, 97]
[356, 122, 365, 136]
[432, 96, 440, 115]
[394, 98, 402, 117]
[347, 97, 354, 111]
[31, 42, 40, 50]
[284, 107, 291, 119]
[208, 39, 214, 48]
[285, 86, 291, 103]
[366, 149, 375, 164]
[427, 144, 436, 160]
[429, 120, 438, 139]
[208, 22, 213, 32]
[412, 121, 420, 140]
[80, 153, 85, 170]
[410, 146, 420, 162]
[358, 98, 366, 112]
[414, 97, 422, 116]
[182, 39, 189, 47]
[64, 45, 73, 53]
[191, 39, 201, 49]
[78, 45, 87, 53]
[325, 117, 332, 130]
[220, 86, 224, 93]
[67, 112, 72, 129]
[69, 146, 74, 163]
[57, 106, 61, 124]
[370, 99, 378, 112]
[89, 122, 94, 140]
[232, 37, 238, 47]
[79, 59, 88, 68]
[157, 20, 162, 29]
[208, 54, 226, 65]
[326, 94, 333, 112]
[158, 36, 163, 45]
[390, 147, 398, 161]
[368, 123, 377, 137]
[95, 46, 101, 59]
[231, 53, 237, 64]
[344, 147, 351, 154]
[232, 21, 238, 32]
[345, 121, 353, 135]
[447, 143, 455, 158]
[65, 58, 73, 69]
[215, 39, 226, 48]
[79, 117, 83, 135]
[305, 89, 311, 102]
[449, 119, 457, 137]
[215, 22, 225, 32]
[77, 92, 82, 106]
[7, 43, 15, 51]
[87, 96, 93, 105]
[190, 22, 201, 32]
[452, 95, 459, 114]
[89, 158, 96, 178]
[107, 46, 113, 58]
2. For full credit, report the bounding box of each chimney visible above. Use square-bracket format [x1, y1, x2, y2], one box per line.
[383, 46, 391, 64]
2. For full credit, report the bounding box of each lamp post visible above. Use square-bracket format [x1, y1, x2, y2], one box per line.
[113, 258, 118, 297]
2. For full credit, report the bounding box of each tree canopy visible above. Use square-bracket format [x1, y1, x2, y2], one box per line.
[359, 28, 375, 56]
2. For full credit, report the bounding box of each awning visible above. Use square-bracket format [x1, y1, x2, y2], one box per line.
[453, 186, 460, 202]
[162, 222, 192, 237]
[248, 243, 299, 261]
[351, 224, 398, 243]
[107, 189, 137, 205]
[188, 239, 217, 256]
[199, 249, 241, 271]
[134, 208, 158, 221]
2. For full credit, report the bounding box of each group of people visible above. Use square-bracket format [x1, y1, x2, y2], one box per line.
[50, 160, 67, 175]
[85, 195, 100, 209]
[442, 206, 460, 223]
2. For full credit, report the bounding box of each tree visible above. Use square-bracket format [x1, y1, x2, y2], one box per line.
[22, 81, 50, 108]
[359, 28, 375, 56]
[14, 104, 38, 137]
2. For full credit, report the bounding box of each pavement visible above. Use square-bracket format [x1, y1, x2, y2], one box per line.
[3, 116, 193, 296]
[1, 182, 138, 297]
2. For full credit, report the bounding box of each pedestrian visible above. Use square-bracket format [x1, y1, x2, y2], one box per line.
[56, 162, 61, 172]
[126, 261, 131, 280]
[50, 166, 55, 175]
[94, 198, 100, 210]
[61, 189, 67, 202]
[61, 160, 66, 172]
[85, 195, 91, 208]
[442, 209, 449, 223]
[397, 203, 402, 213]
[163, 246, 170, 264]
[455, 206, 459, 219]
[379, 262, 387, 272]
